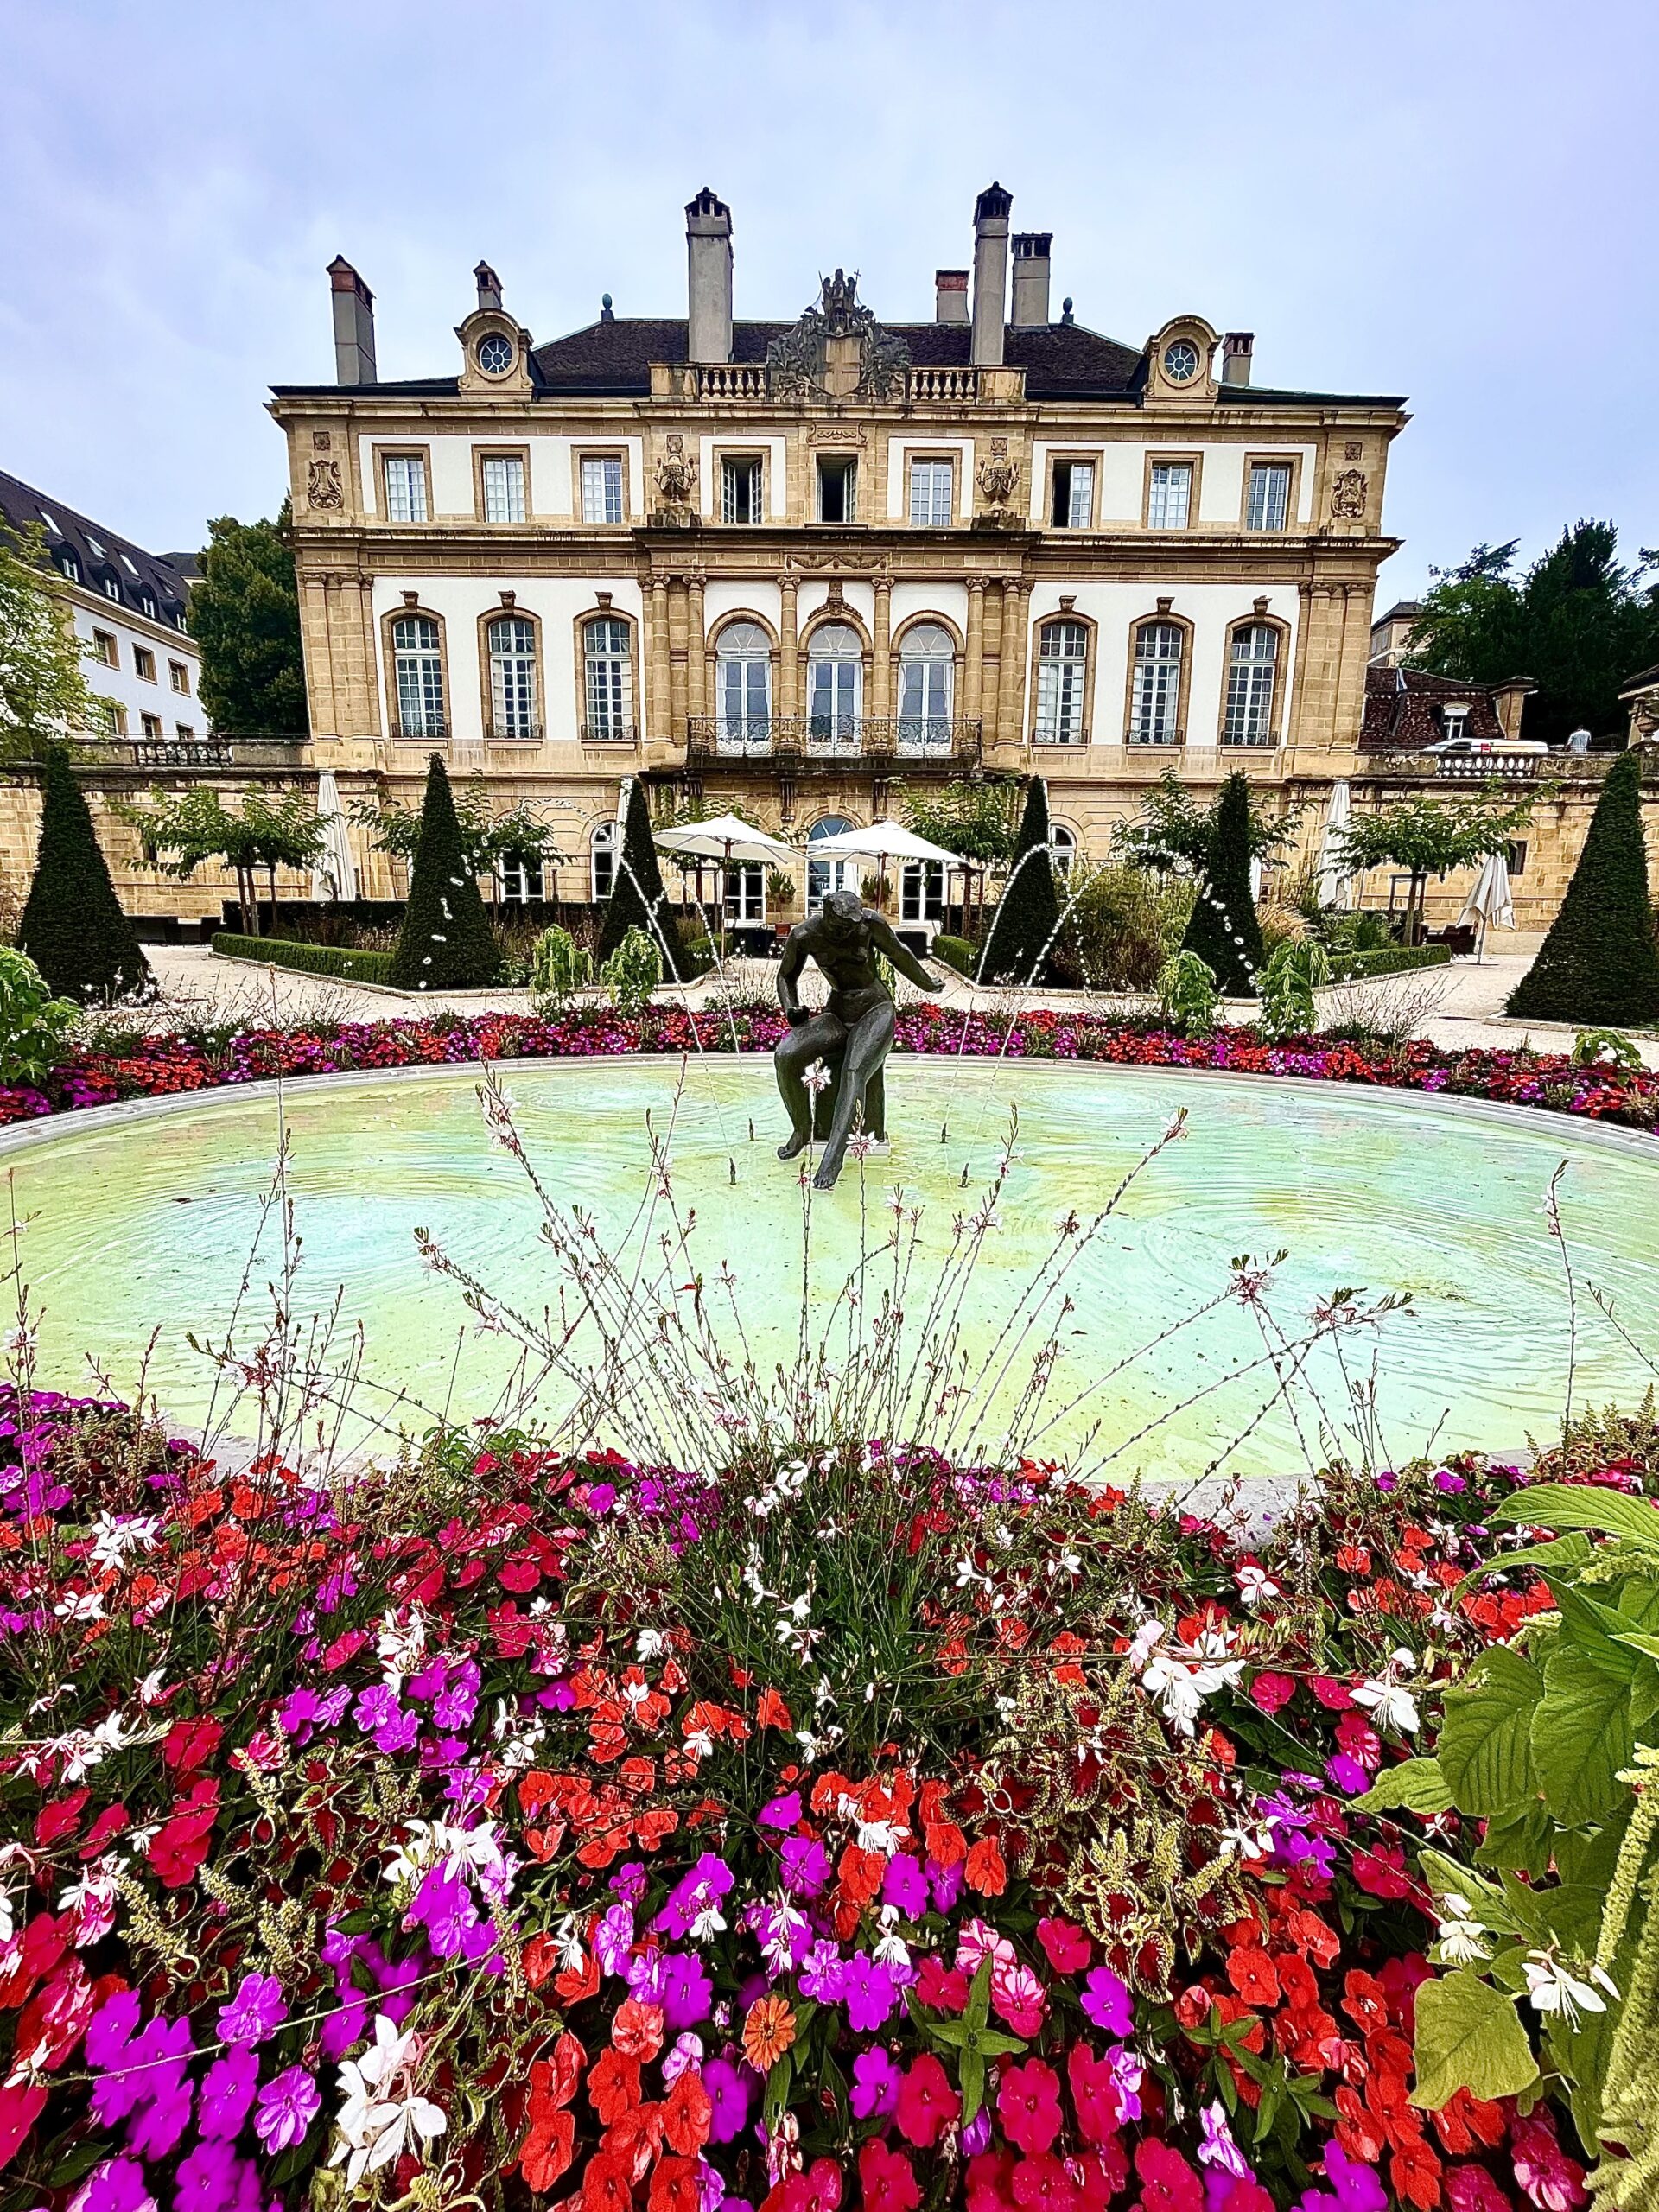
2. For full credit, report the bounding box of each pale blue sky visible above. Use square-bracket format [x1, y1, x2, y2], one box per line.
[3, 0, 1655, 599]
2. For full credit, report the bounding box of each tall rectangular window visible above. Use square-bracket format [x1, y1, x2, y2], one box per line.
[1222, 624, 1279, 745]
[583, 616, 633, 739]
[384, 455, 428, 523]
[1051, 460, 1095, 529]
[1129, 622, 1185, 744]
[481, 454, 526, 523]
[722, 864, 766, 925]
[900, 860, 945, 925]
[816, 455, 856, 523]
[140, 712, 163, 739]
[391, 614, 446, 737]
[168, 659, 190, 692]
[581, 455, 625, 524]
[1245, 462, 1292, 532]
[92, 630, 118, 667]
[1033, 621, 1089, 744]
[1147, 462, 1192, 530]
[721, 456, 763, 524]
[908, 458, 954, 528]
[133, 646, 156, 681]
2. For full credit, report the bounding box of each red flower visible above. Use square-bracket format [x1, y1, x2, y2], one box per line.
[34, 1789, 88, 1847]
[1034, 1917, 1091, 1974]
[997, 2059, 1063, 2156]
[0, 2082, 47, 2170]
[162, 1715, 223, 1772]
[582, 2152, 636, 2212]
[588, 2050, 642, 2126]
[963, 1835, 1007, 1896]
[1011, 2155, 1079, 2210]
[662, 2068, 712, 2156]
[1133, 2139, 1203, 2212]
[612, 1997, 665, 2061]
[1351, 1842, 1413, 1900]
[967, 2150, 1020, 2212]
[1066, 2044, 1121, 2147]
[764, 2158, 845, 2212]
[1075, 2145, 1129, 2211]
[1224, 1946, 1280, 2006]
[1390, 2138, 1445, 2211]
[518, 2107, 574, 2192]
[916, 1956, 971, 2012]
[146, 1779, 219, 1889]
[755, 1688, 792, 1729]
[859, 2139, 921, 2212]
[894, 2054, 959, 2149]
[647, 2154, 702, 2212]
[1248, 1671, 1296, 1715]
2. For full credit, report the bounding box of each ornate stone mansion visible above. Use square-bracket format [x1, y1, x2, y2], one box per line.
[263, 184, 1414, 925]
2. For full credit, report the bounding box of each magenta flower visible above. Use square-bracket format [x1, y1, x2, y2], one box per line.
[253, 2063, 321, 2154]
[216, 1970, 287, 2049]
[1079, 1964, 1134, 2037]
[702, 2056, 753, 2144]
[840, 1953, 900, 2032]
[849, 2046, 899, 2120]
[197, 2047, 259, 2139]
[68, 2158, 156, 2212]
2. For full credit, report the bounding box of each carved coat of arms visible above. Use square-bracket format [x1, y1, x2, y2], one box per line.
[1330, 468, 1368, 520]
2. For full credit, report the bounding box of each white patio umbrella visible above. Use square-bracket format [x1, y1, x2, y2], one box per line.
[802, 819, 965, 869]
[652, 812, 800, 868]
[310, 769, 359, 903]
[1316, 780, 1354, 909]
[1458, 849, 1516, 963]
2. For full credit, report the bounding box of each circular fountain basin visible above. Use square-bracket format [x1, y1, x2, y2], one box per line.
[6, 1056, 1656, 1478]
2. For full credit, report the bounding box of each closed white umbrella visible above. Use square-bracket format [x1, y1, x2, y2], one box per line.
[1316, 780, 1353, 910]
[311, 769, 358, 902]
[1458, 849, 1515, 963]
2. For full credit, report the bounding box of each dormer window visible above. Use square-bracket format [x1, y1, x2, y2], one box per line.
[476, 332, 515, 377]
[102, 575, 122, 602]
[1440, 703, 1471, 743]
[58, 549, 80, 583]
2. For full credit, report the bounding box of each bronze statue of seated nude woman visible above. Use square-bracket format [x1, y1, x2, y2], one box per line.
[773, 887, 944, 1190]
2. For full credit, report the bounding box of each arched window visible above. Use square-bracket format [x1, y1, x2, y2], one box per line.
[806, 622, 861, 749]
[487, 615, 538, 740]
[1223, 622, 1279, 747]
[1049, 823, 1078, 875]
[1128, 620, 1184, 745]
[1033, 620, 1088, 745]
[897, 623, 955, 752]
[715, 621, 772, 753]
[391, 614, 446, 738]
[583, 617, 633, 741]
[590, 820, 617, 901]
[807, 814, 856, 913]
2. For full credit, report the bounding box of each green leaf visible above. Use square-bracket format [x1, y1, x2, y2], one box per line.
[1419, 1849, 1522, 1931]
[763, 2051, 794, 2133]
[1439, 1647, 1543, 1816]
[1491, 1484, 1659, 1548]
[1534, 1641, 1637, 1824]
[1613, 1630, 1659, 1662]
[1476, 1802, 1554, 1878]
[959, 2045, 986, 2127]
[1410, 1972, 1541, 2110]
[1353, 1757, 1454, 1816]
[1459, 1531, 1593, 1591]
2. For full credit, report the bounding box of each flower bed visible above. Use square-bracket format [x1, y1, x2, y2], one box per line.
[1, 1387, 1646, 2209]
[2, 1003, 1655, 1135]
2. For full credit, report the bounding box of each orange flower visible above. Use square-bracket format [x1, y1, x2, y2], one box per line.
[755, 1688, 792, 1731]
[963, 1835, 1007, 1896]
[741, 1993, 797, 2073]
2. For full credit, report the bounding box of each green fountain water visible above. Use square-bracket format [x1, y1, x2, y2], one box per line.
[10, 1057, 1657, 1478]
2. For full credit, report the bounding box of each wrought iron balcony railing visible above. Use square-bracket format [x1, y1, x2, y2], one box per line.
[1031, 727, 1090, 747]
[486, 721, 544, 744]
[580, 721, 639, 744]
[685, 715, 982, 766]
[390, 716, 449, 742]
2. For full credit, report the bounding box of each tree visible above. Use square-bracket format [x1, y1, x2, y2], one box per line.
[598, 778, 685, 972]
[1334, 789, 1535, 945]
[0, 521, 100, 758]
[1408, 522, 1659, 746]
[900, 778, 1022, 939]
[976, 777, 1060, 987]
[18, 747, 153, 1001]
[190, 503, 308, 734]
[351, 776, 566, 896]
[1114, 767, 1300, 873]
[124, 784, 325, 938]
[1180, 772, 1266, 995]
[388, 755, 499, 990]
[1508, 751, 1659, 1026]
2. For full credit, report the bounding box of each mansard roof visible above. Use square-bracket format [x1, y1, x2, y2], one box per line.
[273, 317, 1402, 410]
[1359, 662, 1510, 751]
[0, 466, 193, 628]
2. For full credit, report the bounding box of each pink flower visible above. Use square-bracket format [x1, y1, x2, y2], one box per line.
[989, 1960, 1046, 2037]
[893, 2054, 959, 2150]
[957, 1916, 1015, 1975]
[1510, 2111, 1587, 2210]
[1033, 1918, 1091, 1975]
[996, 2060, 1062, 2156]
[1079, 1963, 1134, 2037]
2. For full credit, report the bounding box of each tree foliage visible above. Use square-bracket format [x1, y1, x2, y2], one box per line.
[388, 755, 499, 990]
[0, 520, 99, 757]
[1333, 788, 1535, 944]
[1508, 751, 1659, 1027]
[123, 783, 325, 938]
[1114, 767, 1300, 873]
[190, 503, 308, 734]
[351, 775, 567, 888]
[1407, 521, 1659, 746]
[899, 779, 1023, 868]
[0, 947, 79, 1084]
[1179, 772, 1267, 994]
[976, 777, 1059, 986]
[17, 748, 153, 1000]
[598, 778, 685, 972]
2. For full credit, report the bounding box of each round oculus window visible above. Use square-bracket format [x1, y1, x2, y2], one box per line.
[476, 333, 514, 376]
[1162, 339, 1201, 384]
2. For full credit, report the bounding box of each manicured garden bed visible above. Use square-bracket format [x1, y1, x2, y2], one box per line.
[3, 1003, 1655, 1135]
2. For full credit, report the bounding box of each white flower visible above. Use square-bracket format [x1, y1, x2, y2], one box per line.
[1351, 1677, 1420, 1737]
[802, 1058, 832, 1096]
[635, 1628, 666, 1662]
[1522, 1950, 1616, 2027]
[1141, 1656, 1205, 1736]
[54, 1590, 105, 1623]
[88, 1512, 161, 1573]
[136, 1668, 168, 1706]
[1236, 1565, 1280, 1610]
[1127, 1618, 1166, 1669]
[330, 2015, 448, 2185]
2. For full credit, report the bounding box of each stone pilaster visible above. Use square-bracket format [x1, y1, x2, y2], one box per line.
[687, 575, 707, 719]
[779, 572, 799, 717]
[997, 579, 1029, 748]
[872, 577, 893, 719]
[964, 577, 986, 727]
[647, 576, 671, 739]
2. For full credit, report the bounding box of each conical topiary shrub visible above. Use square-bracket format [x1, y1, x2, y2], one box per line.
[1180, 772, 1265, 996]
[977, 776, 1060, 987]
[1509, 749, 1659, 1026]
[388, 755, 499, 991]
[17, 747, 152, 1002]
[598, 779, 685, 973]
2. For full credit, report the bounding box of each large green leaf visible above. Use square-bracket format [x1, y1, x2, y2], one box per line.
[1439, 1647, 1544, 1816]
[1410, 1972, 1540, 2110]
[1491, 1484, 1659, 1548]
[1534, 1642, 1637, 1824]
[1353, 1758, 1454, 1815]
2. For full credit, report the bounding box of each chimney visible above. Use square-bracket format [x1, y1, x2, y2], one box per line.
[1222, 331, 1254, 386]
[474, 260, 504, 313]
[327, 256, 377, 385]
[1491, 677, 1537, 741]
[1010, 232, 1052, 327]
[685, 187, 734, 365]
[970, 182, 1012, 366]
[935, 269, 969, 325]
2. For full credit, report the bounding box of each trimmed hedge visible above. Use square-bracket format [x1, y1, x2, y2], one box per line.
[1328, 943, 1453, 982]
[931, 934, 976, 977]
[212, 935, 397, 985]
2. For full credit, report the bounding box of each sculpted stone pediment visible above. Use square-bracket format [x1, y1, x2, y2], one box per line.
[766, 270, 910, 402]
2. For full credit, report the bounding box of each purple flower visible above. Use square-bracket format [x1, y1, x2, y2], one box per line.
[432, 1659, 480, 1730]
[1079, 1964, 1134, 2037]
[85, 1990, 141, 2072]
[253, 2064, 321, 2154]
[175, 2139, 257, 2212]
[659, 1954, 714, 2030]
[1433, 1468, 1467, 1494]
[1106, 2044, 1145, 2122]
[839, 1953, 899, 2033]
[1198, 2100, 1252, 2179]
[198, 2047, 259, 2140]
[926, 1857, 965, 1914]
[657, 1853, 734, 1940]
[1325, 1753, 1370, 1796]
[961, 2108, 992, 2157]
[663, 2032, 704, 2085]
[797, 1940, 844, 2003]
[353, 1682, 399, 1735]
[594, 1902, 636, 1975]
[405, 1863, 480, 1958]
[880, 1854, 928, 1917]
[609, 1861, 649, 1904]
[778, 1836, 830, 1899]
[849, 2046, 899, 2120]
[759, 1790, 802, 1831]
[702, 2056, 753, 2145]
[68, 2158, 156, 2212]
[216, 1970, 287, 2049]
